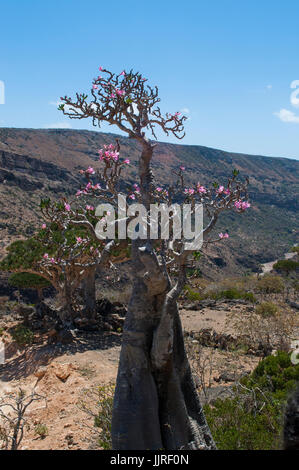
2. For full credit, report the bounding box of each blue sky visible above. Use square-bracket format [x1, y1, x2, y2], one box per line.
[0, 0, 299, 159]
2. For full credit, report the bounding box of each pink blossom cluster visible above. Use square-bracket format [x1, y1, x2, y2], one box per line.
[234, 200, 251, 211]
[219, 232, 229, 239]
[184, 184, 207, 195]
[155, 187, 169, 197]
[184, 188, 195, 195]
[42, 253, 56, 263]
[98, 144, 120, 163]
[76, 182, 101, 197]
[98, 144, 130, 165]
[196, 183, 207, 194]
[217, 186, 230, 195]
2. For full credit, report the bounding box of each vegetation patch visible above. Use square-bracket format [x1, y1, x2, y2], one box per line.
[204, 352, 299, 450]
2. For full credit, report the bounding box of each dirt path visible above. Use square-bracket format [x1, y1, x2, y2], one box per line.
[261, 250, 297, 275]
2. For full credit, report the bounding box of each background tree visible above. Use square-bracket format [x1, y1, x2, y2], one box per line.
[8, 272, 51, 302]
[60, 67, 250, 450]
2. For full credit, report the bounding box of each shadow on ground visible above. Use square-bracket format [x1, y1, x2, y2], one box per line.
[0, 330, 122, 382]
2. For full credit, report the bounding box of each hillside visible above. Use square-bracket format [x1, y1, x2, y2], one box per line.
[0, 127, 298, 278]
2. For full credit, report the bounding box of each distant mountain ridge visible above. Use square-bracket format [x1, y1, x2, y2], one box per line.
[0, 128, 298, 278]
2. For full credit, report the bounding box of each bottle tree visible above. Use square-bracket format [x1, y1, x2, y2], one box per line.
[59, 67, 250, 450]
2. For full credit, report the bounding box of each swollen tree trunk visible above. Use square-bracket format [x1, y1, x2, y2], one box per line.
[111, 139, 216, 450]
[82, 266, 97, 320]
[59, 277, 75, 328]
[112, 243, 215, 450]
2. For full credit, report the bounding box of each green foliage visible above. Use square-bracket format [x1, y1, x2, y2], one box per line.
[273, 259, 299, 274]
[205, 352, 299, 450]
[34, 424, 48, 439]
[291, 246, 299, 253]
[93, 384, 114, 450]
[204, 394, 281, 450]
[11, 325, 34, 347]
[255, 302, 278, 318]
[211, 288, 256, 303]
[184, 285, 256, 303]
[256, 274, 285, 293]
[8, 272, 51, 290]
[248, 351, 299, 398]
[0, 239, 48, 271]
[184, 285, 204, 302]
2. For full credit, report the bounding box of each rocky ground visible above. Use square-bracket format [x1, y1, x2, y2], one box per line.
[1, 295, 298, 450]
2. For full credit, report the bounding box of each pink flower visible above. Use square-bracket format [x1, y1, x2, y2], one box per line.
[86, 166, 95, 175]
[217, 185, 225, 194]
[197, 184, 207, 194]
[116, 89, 125, 96]
[76, 190, 83, 197]
[76, 237, 83, 243]
[99, 66, 103, 71]
[43, 253, 49, 259]
[219, 232, 229, 239]
[64, 203, 71, 212]
[235, 200, 251, 211]
[93, 183, 101, 190]
[50, 258, 55, 264]
[129, 194, 136, 200]
[120, 71, 126, 76]
[123, 159, 130, 164]
[184, 188, 195, 195]
[111, 93, 116, 98]
[86, 205, 94, 211]
[42, 224, 46, 229]
[180, 166, 185, 171]
[93, 85, 98, 90]
[156, 187, 163, 192]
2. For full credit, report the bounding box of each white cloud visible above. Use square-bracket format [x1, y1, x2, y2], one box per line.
[266, 84, 272, 89]
[274, 108, 299, 123]
[181, 107, 190, 114]
[44, 122, 72, 129]
[49, 100, 63, 107]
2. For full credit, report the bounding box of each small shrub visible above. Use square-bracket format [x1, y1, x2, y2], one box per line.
[11, 325, 34, 347]
[94, 384, 114, 449]
[255, 302, 278, 318]
[8, 272, 51, 290]
[34, 424, 48, 439]
[205, 352, 299, 450]
[273, 260, 299, 274]
[257, 274, 285, 294]
[184, 285, 204, 302]
[211, 288, 256, 303]
[79, 383, 114, 450]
